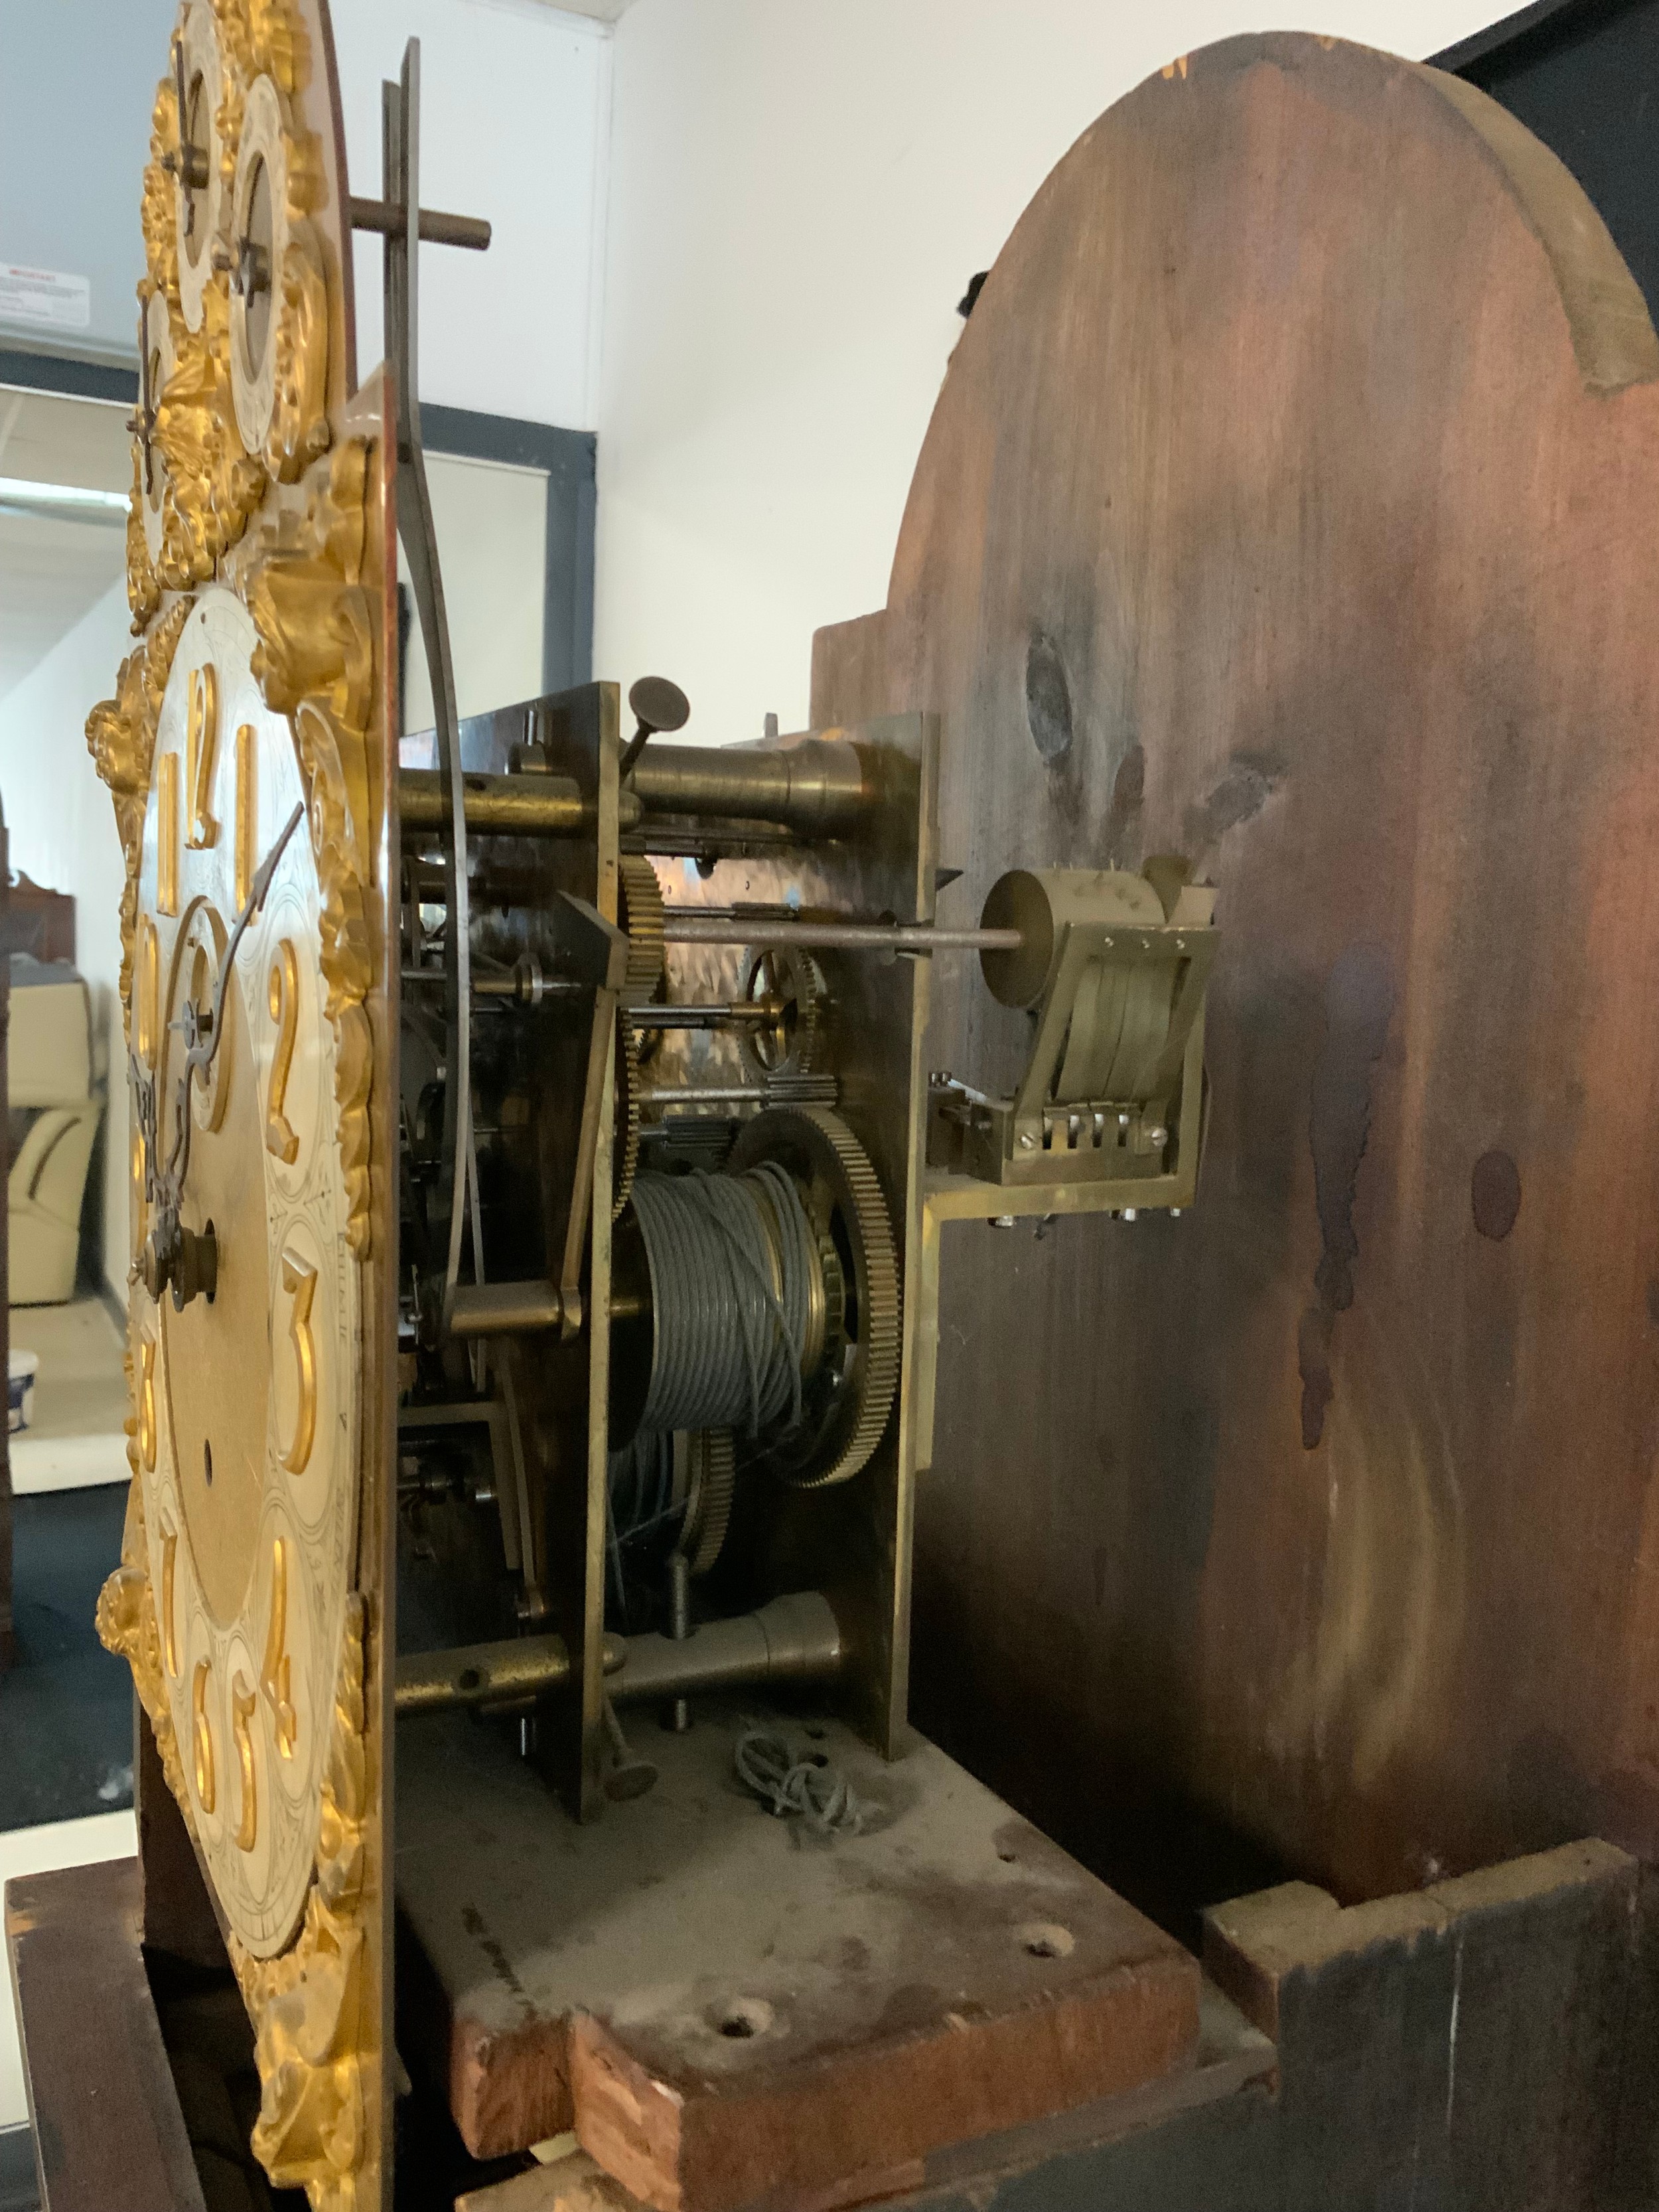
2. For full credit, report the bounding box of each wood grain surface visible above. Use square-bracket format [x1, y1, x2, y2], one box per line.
[1203, 1840, 1648, 2209]
[5, 1857, 206, 2212]
[812, 35, 1659, 1908]
[396, 1705, 1197, 2202]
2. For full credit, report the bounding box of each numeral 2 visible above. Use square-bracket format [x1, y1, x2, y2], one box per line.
[280, 1248, 319, 1475]
[186, 663, 218, 848]
[265, 940, 300, 1163]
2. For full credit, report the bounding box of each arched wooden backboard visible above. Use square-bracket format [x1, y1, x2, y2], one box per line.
[813, 35, 1659, 1907]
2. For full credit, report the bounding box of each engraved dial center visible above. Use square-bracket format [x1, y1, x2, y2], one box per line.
[161, 929, 273, 1628]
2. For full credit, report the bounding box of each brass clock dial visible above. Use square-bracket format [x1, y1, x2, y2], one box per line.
[92, 2, 387, 2199]
[173, 0, 228, 334]
[133, 587, 362, 1958]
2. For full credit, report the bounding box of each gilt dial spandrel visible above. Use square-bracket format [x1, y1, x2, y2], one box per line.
[133, 585, 362, 1958]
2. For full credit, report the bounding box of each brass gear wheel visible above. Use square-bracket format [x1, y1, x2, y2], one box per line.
[727, 1104, 899, 1489]
[739, 946, 825, 1081]
[613, 1015, 642, 1221]
[617, 856, 666, 1005]
[678, 1428, 736, 1577]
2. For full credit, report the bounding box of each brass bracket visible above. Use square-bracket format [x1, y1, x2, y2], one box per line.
[926, 863, 1217, 1196]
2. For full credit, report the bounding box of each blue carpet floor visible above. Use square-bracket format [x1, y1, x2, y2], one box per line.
[0, 1487, 133, 1831]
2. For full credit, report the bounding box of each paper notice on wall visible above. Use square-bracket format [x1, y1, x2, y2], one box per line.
[0, 263, 92, 332]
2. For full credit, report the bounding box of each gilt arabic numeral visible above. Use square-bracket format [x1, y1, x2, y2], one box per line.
[234, 723, 256, 909]
[192, 1659, 216, 1814]
[186, 664, 219, 848]
[265, 940, 301, 1164]
[157, 751, 179, 915]
[138, 1336, 157, 1471]
[232, 1672, 258, 1850]
[279, 1250, 318, 1475]
[261, 1536, 297, 1759]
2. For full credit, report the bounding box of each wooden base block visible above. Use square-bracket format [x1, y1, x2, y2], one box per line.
[396, 1704, 1199, 2210]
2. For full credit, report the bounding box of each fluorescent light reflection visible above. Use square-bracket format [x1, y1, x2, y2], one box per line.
[0, 475, 130, 527]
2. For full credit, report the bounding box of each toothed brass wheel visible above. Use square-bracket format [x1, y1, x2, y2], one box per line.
[613, 1016, 641, 1222]
[617, 856, 666, 1005]
[726, 1105, 899, 1489]
[678, 1428, 735, 1576]
[739, 946, 825, 1081]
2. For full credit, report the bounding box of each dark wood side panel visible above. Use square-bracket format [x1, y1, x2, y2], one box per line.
[135, 1702, 229, 1972]
[5, 1858, 206, 2212]
[1204, 1840, 1650, 2211]
[813, 32, 1659, 1908]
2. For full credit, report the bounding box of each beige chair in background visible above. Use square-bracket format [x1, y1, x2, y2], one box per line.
[7, 961, 101, 1306]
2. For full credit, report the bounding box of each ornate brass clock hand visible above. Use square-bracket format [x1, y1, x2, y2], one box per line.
[139, 799, 305, 1308]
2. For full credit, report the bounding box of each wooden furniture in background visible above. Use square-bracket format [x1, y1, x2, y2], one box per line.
[1, 809, 13, 1671]
[0, 875, 74, 968]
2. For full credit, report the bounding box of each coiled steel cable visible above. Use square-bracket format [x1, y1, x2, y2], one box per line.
[630, 1164, 818, 1438]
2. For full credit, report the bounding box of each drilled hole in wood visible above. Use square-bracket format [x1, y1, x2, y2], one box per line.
[712, 1996, 774, 2039]
[1017, 1921, 1074, 1960]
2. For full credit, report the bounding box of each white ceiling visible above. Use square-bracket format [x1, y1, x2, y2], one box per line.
[0, 389, 132, 707]
[533, 0, 640, 18]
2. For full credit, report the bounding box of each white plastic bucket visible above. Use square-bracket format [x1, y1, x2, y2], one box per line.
[9, 1349, 40, 1434]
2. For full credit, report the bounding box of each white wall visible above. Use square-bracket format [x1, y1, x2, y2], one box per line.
[332, 0, 612, 428]
[0, 0, 610, 426]
[0, 4, 611, 1309]
[399, 449, 550, 730]
[0, 0, 177, 361]
[593, 0, 1502, 746]
[0, 580, 134, 1299]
